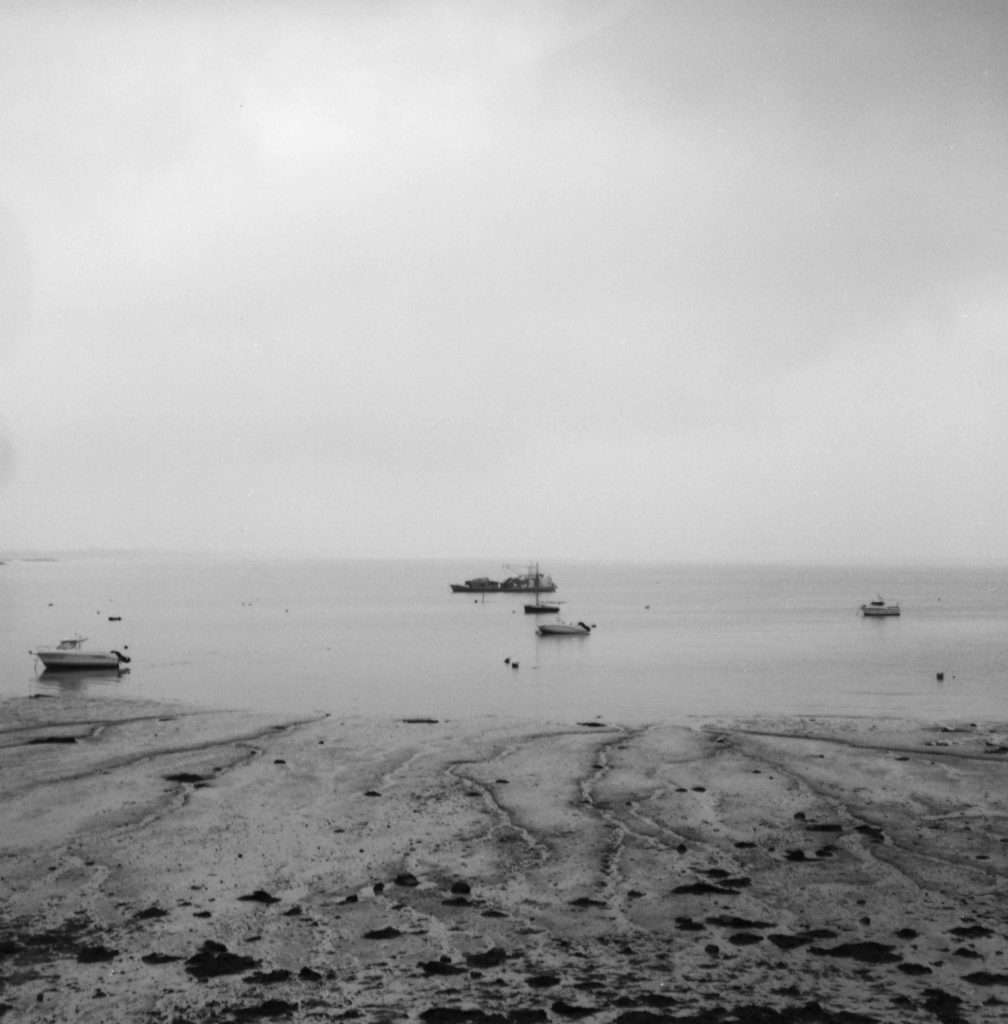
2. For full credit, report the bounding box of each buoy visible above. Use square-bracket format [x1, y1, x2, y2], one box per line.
[937, 672, 944, 681]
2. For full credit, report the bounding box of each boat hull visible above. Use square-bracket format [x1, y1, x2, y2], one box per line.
[36, 651, 125, 670]
[450, 578, 501, 593]
[537, 622, 591, 635]
[860, 606, 900, 617]
[525, 604, 560, 614]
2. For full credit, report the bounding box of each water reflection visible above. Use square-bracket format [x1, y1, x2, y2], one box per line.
[34, 666, 130, 695]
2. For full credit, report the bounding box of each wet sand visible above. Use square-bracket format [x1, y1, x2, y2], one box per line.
[2, 694, 1008, 1023]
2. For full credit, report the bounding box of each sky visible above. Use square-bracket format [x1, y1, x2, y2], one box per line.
[1, 1, 1007, 563]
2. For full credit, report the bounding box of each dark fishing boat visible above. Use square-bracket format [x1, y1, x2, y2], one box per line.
[450, 565, 558, 594]
[450, 577, 501, 593]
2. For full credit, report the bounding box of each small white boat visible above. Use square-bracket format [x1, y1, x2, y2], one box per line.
[32, 636, 131, 671]
[860, 597, 900, 617]
[537, 621, 592, 636]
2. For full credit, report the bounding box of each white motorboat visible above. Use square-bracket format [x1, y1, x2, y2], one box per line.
[859, 597, 900, 617]
[32, 637, 131, 671]
[537, 621, 591, 636]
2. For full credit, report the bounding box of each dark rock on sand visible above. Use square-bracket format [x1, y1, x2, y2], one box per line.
[419, 1008, 501, 1023]
[466, 947, 508, 968]
[526, 973, 561, 988]
[949, 924, 994, 939]
[141, 952, 182, 964]
[675, 917, 706, 931]
[134, 905, 168, 920]
[963, 971, 1008, 986]
[238, 889, 281, 904]
[735, 1002, 879, 1023]
[395, 872, 420, 887]
[185, 940, 258, 978]
[420, 959, 468, 976]
[363, 926, 402, 940]
[809, 941, 902, 964]
[244, 968, 293, 984]
[923, 988, 967, 1024]
[164, 773, 208, 784]
[672, 882, 738, 896]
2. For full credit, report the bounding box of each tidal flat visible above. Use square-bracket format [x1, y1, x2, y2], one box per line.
[2, 694, 1008, 1023]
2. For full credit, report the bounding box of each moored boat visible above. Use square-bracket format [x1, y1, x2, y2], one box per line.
[451, 565, 558, 594]
[502, 570, 556, 593]
[524, 562, 560, 613]
[537, 621, 591, 636]
[450, 577, 501, 593]
[860, 597, 900, 617]
[32, 636, 131, 671]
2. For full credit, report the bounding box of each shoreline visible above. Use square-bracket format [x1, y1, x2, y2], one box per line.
[2, 694, 1007, 1023]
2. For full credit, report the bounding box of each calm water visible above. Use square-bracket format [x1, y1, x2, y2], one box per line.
[2, 554, 1006, 724]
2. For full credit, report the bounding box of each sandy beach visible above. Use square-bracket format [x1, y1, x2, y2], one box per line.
[2, 695, 1007, 1023]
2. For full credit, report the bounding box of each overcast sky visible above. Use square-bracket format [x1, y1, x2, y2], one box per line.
[2, 1, 1006, 563]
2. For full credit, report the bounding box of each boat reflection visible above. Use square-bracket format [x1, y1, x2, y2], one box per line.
[35, 665, 130, 694]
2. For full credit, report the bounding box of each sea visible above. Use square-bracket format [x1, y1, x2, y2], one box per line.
[1, 554, 1006, 725]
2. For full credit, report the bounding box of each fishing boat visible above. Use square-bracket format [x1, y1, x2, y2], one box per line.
[860, 597, 900, 617]
[450, 565, 558, 594]
[537, 621, 591, 636]
[502, 568, 557, 593]
[31, 636, 131, 671]
[450, 577, 501, 593]
[524, 562, 560, 614]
